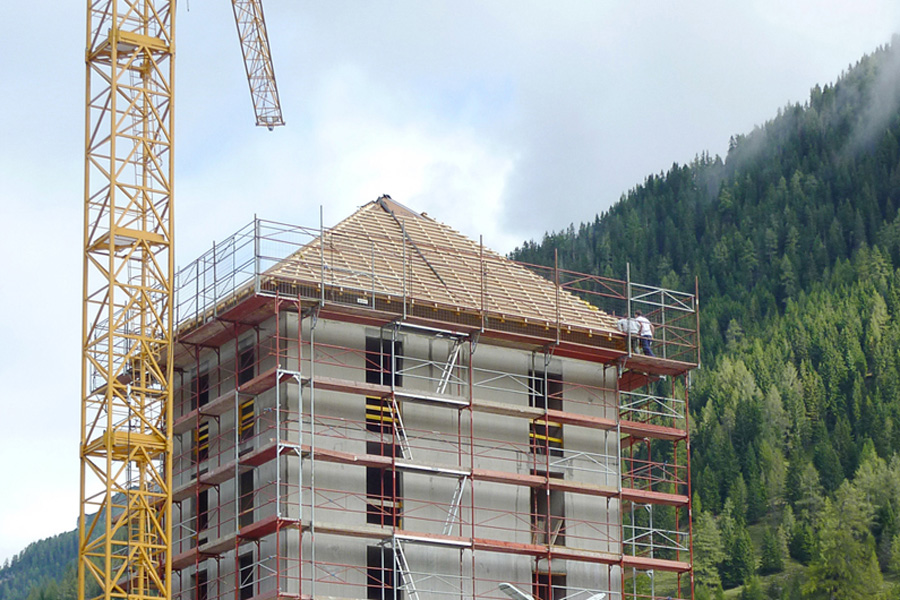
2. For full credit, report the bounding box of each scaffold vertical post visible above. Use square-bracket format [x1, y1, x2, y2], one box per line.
[254, 215, 261, 295]
[320, 206, 325, 306]
[685, 372, 696, 600]
[309, 306, 319, 598]
[695, 276, 701, 368]
[275, 302, 282, 519]
[402, 222, 408, 320]
[626, 263, 632, 358]
[213, 240, 218, 316]
[480, 235, 485, 332]
[554, 249, 560, 345]
[660, 288, 667, 360]
[202, 252, 209, 321]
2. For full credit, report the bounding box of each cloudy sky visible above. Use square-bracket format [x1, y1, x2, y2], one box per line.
[1, 0, 900, 562]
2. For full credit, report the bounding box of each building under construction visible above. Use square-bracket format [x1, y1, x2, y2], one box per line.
[168, 197, 700, 600]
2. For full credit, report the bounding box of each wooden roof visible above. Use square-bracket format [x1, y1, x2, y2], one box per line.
[266, 197, 620, 334]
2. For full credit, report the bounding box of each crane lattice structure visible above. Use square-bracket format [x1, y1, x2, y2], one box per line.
[80, 2, 282, 600]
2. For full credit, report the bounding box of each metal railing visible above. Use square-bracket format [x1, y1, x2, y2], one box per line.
[174, 218, 700, 365]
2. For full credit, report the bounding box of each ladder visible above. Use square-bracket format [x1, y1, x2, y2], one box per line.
[391, 396, 413, 460]
[442, 475, 468, 536]
[436, 338, 463, 395]
[393, 539, 420, 600]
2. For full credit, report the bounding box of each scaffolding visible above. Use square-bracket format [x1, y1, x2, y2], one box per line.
[169, 211, 699, 600]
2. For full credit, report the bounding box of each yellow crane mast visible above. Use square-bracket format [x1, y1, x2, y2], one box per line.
[79, 2, 282, 600]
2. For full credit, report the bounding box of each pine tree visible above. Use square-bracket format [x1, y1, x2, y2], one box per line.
[803, 482, 883, 600]
[693, 510, 725, 589]
[759, 527, 784, 574]
[739, 576, 764, 600]
[789, 521, 816, 565]
[721, 525, 756, 589]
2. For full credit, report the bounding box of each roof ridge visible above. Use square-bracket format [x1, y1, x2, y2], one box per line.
[375, 195, 421, 220]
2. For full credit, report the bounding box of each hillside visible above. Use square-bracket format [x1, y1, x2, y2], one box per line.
[513, 38, 900, 599]
[0, 531, 77, 600]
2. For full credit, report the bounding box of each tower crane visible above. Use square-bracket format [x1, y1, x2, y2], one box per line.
[79, 2, 283, 600]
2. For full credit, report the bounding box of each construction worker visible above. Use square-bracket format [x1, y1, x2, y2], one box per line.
[634, 310, 655, 357]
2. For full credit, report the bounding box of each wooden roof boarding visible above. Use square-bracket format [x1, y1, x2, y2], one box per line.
[266, 196, 620, 335]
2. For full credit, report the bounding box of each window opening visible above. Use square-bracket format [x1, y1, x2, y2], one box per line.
[239, 398, 255, 442]
[239, 470, 254, 528]
[193, 422, 209, 464]
[198, 371, 209, 408]
[195, 569, 208, 600]
[529, 371, 563, 456]
[366, 444, 403, 528]
[238, 346, 255, 386]
[365, 337, 402, 435]
[366, 546, 397, 600]
[239, 552, 254, 600]
[531, 472, 566, 546]
[533, 572, 567, 600]
[197, 489, 209, 536]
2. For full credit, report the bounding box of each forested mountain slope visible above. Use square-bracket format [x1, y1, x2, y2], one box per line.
[0, 531, 77, 600]
[513, 39, 900, 599]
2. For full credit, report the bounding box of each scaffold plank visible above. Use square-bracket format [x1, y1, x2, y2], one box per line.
[172, 479, 200, 503]
[471, 399, 543, 419]
[311, 376, 391, 397]
[241, 440, 302, 467]
[621, 488, 689, 506]
[239, 514, 301, 540]
[244, 589, 301, 600]
[302, 445, 392, 468]
[177, 295, 272, 347]
[173, 389, 237, 436]
[203, 389, 237, 416]
[394, 531, 472, 548]
[304, 521, 390, 539]
[200, 462, 235, 486]
[545, 408, 616, 431]
[171, 547, 201, 571]
[619, 420, 686, 441]
[624, 354, 695, 376]
[394, 460, 468, 477]
[550, 479, 618, 498]
[199, 531, 237, 556]
[470, 538, 551, 559]
[171, 411, 197, 436]
[310, 376, 469, 407]
[239, 366, 293, 396]
[394, 389, 469, 407]
[623, 554, 691, 573]
[472, 468, 544, 488]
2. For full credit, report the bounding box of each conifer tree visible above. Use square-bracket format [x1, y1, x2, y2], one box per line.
[803, 482, 883, 600]
[759, 527, 784, 574]
[693, 509, 725, 589]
